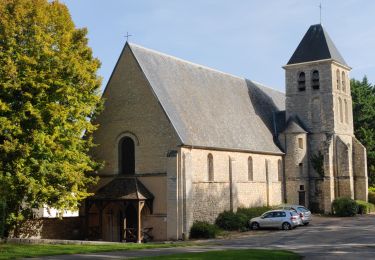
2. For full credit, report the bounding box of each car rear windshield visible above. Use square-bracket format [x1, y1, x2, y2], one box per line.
[290, 211, 298, 216]
[297, 207, 309, 212]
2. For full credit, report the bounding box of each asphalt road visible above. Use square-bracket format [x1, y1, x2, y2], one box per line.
[33, 214, 375, 259]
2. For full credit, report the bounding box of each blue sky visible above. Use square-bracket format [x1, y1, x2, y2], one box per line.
[61, 0, 375, 92]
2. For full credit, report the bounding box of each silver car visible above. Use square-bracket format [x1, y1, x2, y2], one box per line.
[249, 210, 301, 230]
[278, 205, 312, 225]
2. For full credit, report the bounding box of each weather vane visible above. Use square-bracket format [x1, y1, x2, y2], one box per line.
[125, 32, 132, 42]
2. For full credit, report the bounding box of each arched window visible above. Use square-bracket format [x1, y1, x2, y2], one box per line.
[119, 137, 135, 175]
[344, 99, 349, 124]
[208, 153, 214, 181]
[311, 70, 320, 89]
[298, 72, 306, 91]
[336, 69, 341, 90]
[278, 159, 283, 181]
[338, 98, 343, 123]
[248, 156, 253, 181]
[341, 71, 346, 92]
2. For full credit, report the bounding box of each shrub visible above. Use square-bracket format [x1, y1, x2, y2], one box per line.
[189, 221, 219, 239]
[368, 191, 375, 205]
[215, 211, 248, 231]
[369, 187, 375, 192]
[237, 206, 273, 221]
[332, 197, 358, 217]
[356, 200, 375, 214]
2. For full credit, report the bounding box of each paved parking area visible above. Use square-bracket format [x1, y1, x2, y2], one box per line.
[34, 214, 375, 259]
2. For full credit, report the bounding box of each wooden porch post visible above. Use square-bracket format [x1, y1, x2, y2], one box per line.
[137, 201, 145, 243]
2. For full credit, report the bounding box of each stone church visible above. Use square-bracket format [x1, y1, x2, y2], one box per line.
[84, 24, 368, 242]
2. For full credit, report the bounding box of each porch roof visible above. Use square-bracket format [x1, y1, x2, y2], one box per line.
[88, 176, 154, 201]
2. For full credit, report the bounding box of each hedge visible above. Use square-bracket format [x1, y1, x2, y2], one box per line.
[332, 197, 358, 217]
[356, 200, 375, 214]
[190, 221, 220, 239]
[368, 191, 375, 205]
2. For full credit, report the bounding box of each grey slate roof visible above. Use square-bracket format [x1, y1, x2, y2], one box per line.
[283, 118, 308, 134]
[128, 43, 285, 154]
[273, 111, 286, 136]
[287, 24, 348, 66]
[90, 176, 154, 201]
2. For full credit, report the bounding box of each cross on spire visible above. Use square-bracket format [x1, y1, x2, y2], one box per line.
[125, 32, 132, 42]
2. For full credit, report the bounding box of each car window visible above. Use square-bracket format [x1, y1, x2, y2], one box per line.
[290, 211, 298, 216]
[263, 212, 272, 218]
[298, 207, 308, 212]
[281, 212, 286, 217]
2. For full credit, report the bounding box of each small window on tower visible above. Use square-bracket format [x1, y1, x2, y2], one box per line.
[298, 138, 303, 149]
[298, 72, 306, 91]
[312, 70, 320, 89]
[336, 69, 341, 90]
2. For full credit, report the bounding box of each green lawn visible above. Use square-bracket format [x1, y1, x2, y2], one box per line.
[139, 249, 301, 260]
[0, 242, 198, 260]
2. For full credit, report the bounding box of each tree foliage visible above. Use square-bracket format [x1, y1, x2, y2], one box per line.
[351, 77, 375, 186]
[0, 0, 102, 234]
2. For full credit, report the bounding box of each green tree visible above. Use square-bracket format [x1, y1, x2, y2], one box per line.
[0, 0, 102, 235]
[351, 77, 375, 186]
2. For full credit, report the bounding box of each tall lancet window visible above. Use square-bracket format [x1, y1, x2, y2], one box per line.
[278, 159, 283, 181]
[119, 137, 135, 175]
[208, 153, 214, 181]
[298, 72, 306, 91]
[342, 71, 346, 92]
[248, 156, 253, 181]
[312, 70, 320, 89]
[336, 69, 341, 90]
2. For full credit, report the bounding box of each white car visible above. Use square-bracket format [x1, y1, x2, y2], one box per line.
[277, 205, 312, 225]
[249, 210, 301, 230]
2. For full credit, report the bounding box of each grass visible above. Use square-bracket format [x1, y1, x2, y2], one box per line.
[139, 249, 301, 260]
[0, 242, 199, 260]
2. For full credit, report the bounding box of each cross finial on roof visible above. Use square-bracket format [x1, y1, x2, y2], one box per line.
[319, 2, 322, 24]
[125, 32, 132, 42]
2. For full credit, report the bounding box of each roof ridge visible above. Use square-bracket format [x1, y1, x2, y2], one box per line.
[129, 43, 246, 81]
[129, 43, 284, 93]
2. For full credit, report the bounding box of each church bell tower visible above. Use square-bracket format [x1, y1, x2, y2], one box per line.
[282, 24, 368, 213]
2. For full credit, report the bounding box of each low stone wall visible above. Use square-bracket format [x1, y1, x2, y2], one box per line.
[11, 217, 83, 240]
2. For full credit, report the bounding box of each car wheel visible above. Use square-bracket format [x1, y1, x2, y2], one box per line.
[282, 222, 291, 230]
[303, 222, 309, 226]
[251, 222, 260, 230]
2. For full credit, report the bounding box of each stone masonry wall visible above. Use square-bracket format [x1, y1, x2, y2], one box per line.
[12, 217, 83, 240]
[91, 45, 181, 176]
[182, 148, 283, 224]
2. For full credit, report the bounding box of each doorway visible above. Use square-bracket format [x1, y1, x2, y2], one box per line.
[299, 191, 306, 206]
[124, 204, 138, 242]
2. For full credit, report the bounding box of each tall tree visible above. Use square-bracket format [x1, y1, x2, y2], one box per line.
[0, 0, 102, 235]
[351, 77, 375, 187]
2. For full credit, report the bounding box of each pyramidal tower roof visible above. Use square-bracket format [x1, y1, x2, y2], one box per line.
[287, 24, 348, 66]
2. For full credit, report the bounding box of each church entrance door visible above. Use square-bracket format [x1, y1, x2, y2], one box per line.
[124, 204, 138, 242]
[298, 191, 306, 206]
